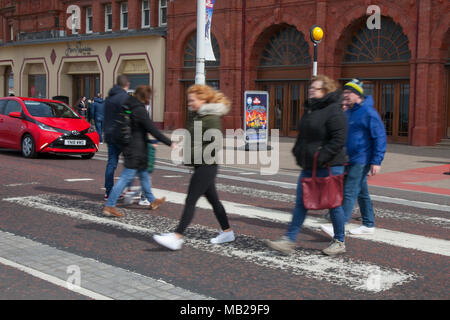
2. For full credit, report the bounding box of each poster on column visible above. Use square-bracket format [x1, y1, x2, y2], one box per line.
[244, 91, 269, 144]
[204, 0, 216, 61]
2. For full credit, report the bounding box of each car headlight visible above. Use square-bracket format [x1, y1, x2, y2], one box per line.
[37, 122, 58, 132]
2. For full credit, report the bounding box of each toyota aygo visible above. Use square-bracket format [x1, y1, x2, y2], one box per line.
[0, 97, 99, 159]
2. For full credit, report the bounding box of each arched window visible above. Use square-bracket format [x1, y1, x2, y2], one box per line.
[183, 33, 220, 67]
[260, 27, 311, 67]
[344, 17, 411, 63]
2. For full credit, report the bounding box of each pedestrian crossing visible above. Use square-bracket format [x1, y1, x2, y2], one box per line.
[2, 193, 418, 293]
[2, 168, 449, 298]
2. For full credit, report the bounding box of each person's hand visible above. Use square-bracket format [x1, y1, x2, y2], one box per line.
[370, 165, 381, 176]
[170, 143, 178, 149]
[152, 144, 158, 147]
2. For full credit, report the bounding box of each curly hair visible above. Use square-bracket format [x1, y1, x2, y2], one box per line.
[187, 84, 231, 109]
[311, 75, 339, 95]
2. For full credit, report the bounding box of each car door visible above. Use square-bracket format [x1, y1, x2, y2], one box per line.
[0, 99, 9, 147]
[3, 100, 24, 149]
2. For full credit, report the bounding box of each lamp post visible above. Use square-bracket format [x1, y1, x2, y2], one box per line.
[195, 0, 206, 84]
[310, 25, 324, 77]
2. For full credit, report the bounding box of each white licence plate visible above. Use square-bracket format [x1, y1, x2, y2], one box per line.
[64, 140, 86, 146]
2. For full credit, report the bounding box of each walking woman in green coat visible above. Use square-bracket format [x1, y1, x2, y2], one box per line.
[153, 84, 235, 250]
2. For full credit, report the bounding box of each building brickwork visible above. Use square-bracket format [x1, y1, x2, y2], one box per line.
[165, 0, 449, 146]
[0, 0, 449, 145]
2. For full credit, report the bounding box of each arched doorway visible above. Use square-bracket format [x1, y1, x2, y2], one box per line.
[181, 32, 221, 125]
[340, 16, 412, 143]
[255, 26, 311, 137]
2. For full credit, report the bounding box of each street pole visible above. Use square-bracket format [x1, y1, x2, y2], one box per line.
[310, 25, 324, 78]
[195, 0, 206, 85]
[313, 43, 318, 77]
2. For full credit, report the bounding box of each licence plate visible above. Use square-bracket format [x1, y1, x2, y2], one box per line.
[64, 140, 86, 146]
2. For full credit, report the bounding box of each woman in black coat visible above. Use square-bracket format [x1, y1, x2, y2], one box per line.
[266, 75, 348, 256]
[103, 85, 173, 217]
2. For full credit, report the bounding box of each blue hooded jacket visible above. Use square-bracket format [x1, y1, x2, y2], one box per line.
[90, 97, 105, 122]
[345, 95, 387, 165]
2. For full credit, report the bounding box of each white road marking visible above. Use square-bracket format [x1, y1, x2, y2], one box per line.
[146, 188, 449, 257]
[0, 256, 112, 300]
[64, 179, 94, 182]
[2, 194, 417, 292]
[4, 182, 40, 187]
[215, 184, 450, 228]
[163, 175, 183, 178]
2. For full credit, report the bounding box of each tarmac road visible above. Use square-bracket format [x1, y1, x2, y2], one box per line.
[0, 147, 449, 302]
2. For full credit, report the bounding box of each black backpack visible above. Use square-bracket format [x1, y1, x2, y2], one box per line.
[112, 105, 132, 146]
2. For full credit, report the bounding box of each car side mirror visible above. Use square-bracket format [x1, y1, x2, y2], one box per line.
[8, 112, 22, 118]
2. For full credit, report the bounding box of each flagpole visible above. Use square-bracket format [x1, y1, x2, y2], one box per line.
[195, 0, 206, 85]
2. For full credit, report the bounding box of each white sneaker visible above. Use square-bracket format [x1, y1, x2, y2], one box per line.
[210, 230, 235, 244]
[138, 199, 151, 206]
[349, 225, 375, 235]
[123, 192, 135, 205]
[320, 224, 334, 239]
[153, 233, 184, 251]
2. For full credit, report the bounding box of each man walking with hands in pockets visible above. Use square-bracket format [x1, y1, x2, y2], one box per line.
[320, 79, 386, 238]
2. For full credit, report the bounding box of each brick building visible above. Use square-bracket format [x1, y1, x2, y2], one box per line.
[0, 0, 169, 127]
[0, 1, 449, 145]
[165, 0, 449, 146]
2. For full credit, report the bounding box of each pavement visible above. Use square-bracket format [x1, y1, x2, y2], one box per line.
[97, 132, 450, 197]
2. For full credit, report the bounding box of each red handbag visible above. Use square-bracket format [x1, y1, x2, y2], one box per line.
[301, 152, 344, 210]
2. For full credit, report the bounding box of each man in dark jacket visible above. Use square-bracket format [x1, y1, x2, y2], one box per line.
[90, 93, 105, 143]
[103, 75, 130, 200]
[103, 85, 173, 217]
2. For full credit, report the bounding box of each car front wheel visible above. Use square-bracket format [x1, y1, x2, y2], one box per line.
[22, 134, 37, 158]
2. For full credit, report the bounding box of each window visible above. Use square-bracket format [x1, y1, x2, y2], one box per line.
[86, 7, 93, 33]
[105, 4, 112, 31]
[24, 101, 80, 119]
[184, 33, 220, 67]
[142, 0, 150, 28]
[10, 24, 13, 41]
[127, 74, 150, 90]
[4, 100, 22, 115]
[120, 2, 128, 30]
[260, 27, 311, 67]
[28, 75, 47, 99]
[344, 17, 411, 63]
[0, 100, 8, 114]
[159, 0, 167, 26]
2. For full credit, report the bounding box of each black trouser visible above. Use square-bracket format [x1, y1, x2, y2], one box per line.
[175, 165, 230, 235]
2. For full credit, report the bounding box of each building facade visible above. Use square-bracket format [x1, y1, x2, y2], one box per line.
[0, 0, 168, 127]
[165, 0, 449, 146]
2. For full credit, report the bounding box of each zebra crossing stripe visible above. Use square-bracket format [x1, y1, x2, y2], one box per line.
[4, 194, 417, 293]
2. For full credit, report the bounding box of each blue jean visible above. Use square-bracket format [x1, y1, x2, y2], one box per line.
[95, 120, 103, 143]
[106, 168, 155, 207]
[342, 164, 375, 228]
[105, 143, 122, 196]
[286, 166, 346, 242]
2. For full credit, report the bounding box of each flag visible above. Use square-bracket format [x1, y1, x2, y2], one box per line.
[204, 0, 216, 61]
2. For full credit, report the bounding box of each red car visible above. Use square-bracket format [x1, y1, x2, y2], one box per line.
[0, 97, 99, 159]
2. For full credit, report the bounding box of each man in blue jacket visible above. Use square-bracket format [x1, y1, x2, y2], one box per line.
[103, 75, 130, 201]
[91, 93, 105, 144]
[321, 79, 386, 237]
[342, 79, 386, 235]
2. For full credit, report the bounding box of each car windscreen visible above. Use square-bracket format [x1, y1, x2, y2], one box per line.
[24, 101, 81, 119]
